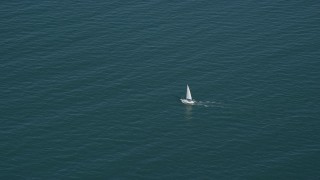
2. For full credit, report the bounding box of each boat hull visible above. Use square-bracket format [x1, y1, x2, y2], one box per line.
[180, 99, 195, 105]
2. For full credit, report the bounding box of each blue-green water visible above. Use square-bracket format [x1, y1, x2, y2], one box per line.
[1, 1, 320, 179]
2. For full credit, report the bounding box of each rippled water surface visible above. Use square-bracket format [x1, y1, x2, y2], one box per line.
[1, 1, 320, 179]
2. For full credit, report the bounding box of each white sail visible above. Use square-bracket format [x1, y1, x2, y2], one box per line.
[186, 85, 192, 100]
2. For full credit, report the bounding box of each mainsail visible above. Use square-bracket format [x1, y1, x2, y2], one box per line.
[186, 85, 192, 100]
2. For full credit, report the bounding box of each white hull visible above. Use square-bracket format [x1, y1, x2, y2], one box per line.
[180, 99, 195, 105]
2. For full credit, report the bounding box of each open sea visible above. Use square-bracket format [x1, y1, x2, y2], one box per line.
[1, 1, 320, 179]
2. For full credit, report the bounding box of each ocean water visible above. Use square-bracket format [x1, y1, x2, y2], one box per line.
[1, 0, 320, 179]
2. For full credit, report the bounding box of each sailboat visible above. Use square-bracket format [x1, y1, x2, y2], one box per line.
[180, 84, 195, 105]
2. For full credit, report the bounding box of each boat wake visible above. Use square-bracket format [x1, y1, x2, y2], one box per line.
[193, 100, 224, 108]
